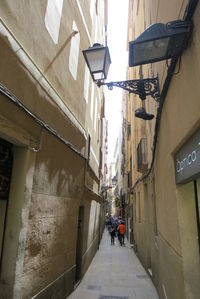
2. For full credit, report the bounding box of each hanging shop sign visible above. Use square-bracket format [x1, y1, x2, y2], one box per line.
[174, 128, 200, 184]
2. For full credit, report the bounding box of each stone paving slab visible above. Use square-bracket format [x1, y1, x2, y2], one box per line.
[67, 230, 159, 299]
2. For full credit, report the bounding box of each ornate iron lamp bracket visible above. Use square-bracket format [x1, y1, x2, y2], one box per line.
[97, 74, 160, 102]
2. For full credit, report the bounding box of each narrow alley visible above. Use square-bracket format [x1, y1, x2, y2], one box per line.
[67, 230, 159, 299]
[1, 1, 200, 298]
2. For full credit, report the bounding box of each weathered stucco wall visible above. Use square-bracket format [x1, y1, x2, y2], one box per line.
[0, 1, 105, 298]
[21, 131, 84, 298]
[128, 1, 200, 299]
[0, 33, 86, 153]
[154, 4, 200, 298]
[0, 1, 87, 124]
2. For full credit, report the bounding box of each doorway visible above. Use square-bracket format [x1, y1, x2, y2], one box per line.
[0, 138, 13, 270]
[194, 180, 200, 251]
[75, 206, 84, 283]
[178, 179, 200, 298]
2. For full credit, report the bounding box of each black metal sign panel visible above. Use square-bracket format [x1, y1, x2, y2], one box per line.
[0, 139, 13, 200]
[174, 128, 200, 184]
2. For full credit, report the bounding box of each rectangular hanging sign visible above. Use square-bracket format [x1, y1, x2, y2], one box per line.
[174, 128, 200, 184]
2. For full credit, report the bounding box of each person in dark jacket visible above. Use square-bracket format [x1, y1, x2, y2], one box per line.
[110, 225, 116, 245]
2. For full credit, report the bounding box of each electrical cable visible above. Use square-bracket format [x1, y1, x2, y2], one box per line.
[173, 56, 182, 75]
[166, 57, 181, 75]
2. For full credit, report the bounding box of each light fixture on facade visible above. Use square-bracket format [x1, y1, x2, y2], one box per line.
[129, 20, 193, 67]
[100, 185, 113, 195]
[82, 43, 160, 108]
[82, 43, 111, 81]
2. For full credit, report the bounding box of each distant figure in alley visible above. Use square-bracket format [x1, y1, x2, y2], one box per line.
[110, 224, 116, 245]
[118, 221, 126, 246]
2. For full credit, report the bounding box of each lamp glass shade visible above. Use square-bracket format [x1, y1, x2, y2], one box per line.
[129, 20, 193, 67]
[83, 44, 111, 81]
[131, 37, 170, 66]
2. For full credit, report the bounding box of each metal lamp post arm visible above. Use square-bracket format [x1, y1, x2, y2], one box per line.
[97, 75, 160, 102]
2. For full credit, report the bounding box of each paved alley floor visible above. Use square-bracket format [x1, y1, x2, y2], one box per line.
[67, 230, 159, 299]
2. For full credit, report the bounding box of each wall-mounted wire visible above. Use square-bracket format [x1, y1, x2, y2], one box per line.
[166, 56, 181, 75]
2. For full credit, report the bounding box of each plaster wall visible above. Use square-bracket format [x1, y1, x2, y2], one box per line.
[176, 182, 200, 299]
[128, 1, 200, 299]
[0, 1, 88, 124]
[20, 131, 102, 298]
[0, 145, 36, 299]
[0, 0, 103, 173]
[153, 2, 200, 299]
[0, 112, 102, 298]
[81, 199, 101, 277]
[133, 180, 156, 271]
[0, 1, 105, 298]
[0, 34, 85, 153]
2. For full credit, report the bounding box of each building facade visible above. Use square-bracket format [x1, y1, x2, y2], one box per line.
[125, 1, 200, 299]
[0, 1, 107, 298]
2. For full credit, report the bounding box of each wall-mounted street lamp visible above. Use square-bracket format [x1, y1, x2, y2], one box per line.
[129, 20, 193, 67]
[82, 43, 160, 120]
[82, 43, 111, 82]
[82, 20, 193, 120]
[100, 185, 113, 195]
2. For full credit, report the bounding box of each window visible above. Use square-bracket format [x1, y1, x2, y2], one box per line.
[84, 65, 90, 103]
[90, 84, 94, 119]
[94, 98, 98, 131]
[136, 0, 140, 15]
[139, 65, 143, 79]
[69, 21, 80, 80]
[45, 0, 64, 44]
[133, 194, 136, 224]
[90, 0, 94, 19]
[95, 0, 99, 15]
[152, 178, 158, 237]
[87, 133, 91, 161]
[97, 118, 100, 143]
[138, 191, 141, 223]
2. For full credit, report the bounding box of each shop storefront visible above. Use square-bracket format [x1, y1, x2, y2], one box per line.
[174, 127, 200, 251]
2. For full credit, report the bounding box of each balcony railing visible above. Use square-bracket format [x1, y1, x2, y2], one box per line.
[137, 138, 148, 173]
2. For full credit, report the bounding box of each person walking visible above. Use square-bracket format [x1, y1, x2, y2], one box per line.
[118, 221, 126, 246]
[110, 224, 116, 245]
